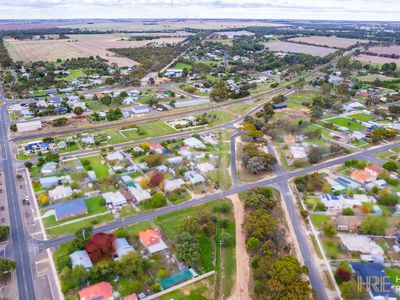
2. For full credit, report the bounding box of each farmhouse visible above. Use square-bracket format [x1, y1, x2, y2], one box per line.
[48, 185, 73, 201]
[16, 120, 42, 132]
[70, 250, 93, 269]
[138, 229, 168, 254]
[53, 198, 88, 221]
[79, 282, 114, 300]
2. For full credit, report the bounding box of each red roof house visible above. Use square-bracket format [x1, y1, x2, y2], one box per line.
[79, 282, 113, 300]
[365, 165, 383, 177]
[138, 229, 168, 254]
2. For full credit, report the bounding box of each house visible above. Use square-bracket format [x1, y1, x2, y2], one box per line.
[272, 103, 287, 109]
[131, 105, 150, 114]
[164, 179, 185, 192]
[335, 176, 361, 190]
[351, 169, 375, 183]
[197, 162, 215, 173]
[123, 294, 138, 300]
[113, 238, 135, 260]
[39, 176, 59, 188]
[326, 177, 346, 192]
[53, 199, 88, 221]
[16, 120, 42, 132]
[184, 171, 205, 185]
[165, 69, 183, 77]
[48, 185, 73, 201]
[366, 179, 387, 190]
[350, 263, 396, 299]
[87, 171, 97, 181]
[41, 162, 58, 175]
[149, 143, 168, 154]
[106, 151, 124, 162]
[121, 175, 134, 185]
[102, 191, 127, 207]
[365, 165, 383, 177]
[320, 194, 362, 211]
[138, 229, 168, 254]
[184, 137, 206, 149]
[128, 186, 151, 202]
[79, 282, 114, 300]
[338, 234, 384, 256]
[353, 194, 375, 203]
[70, 250, 93, 269]
[289, 144, 308, 159]
[179, 149, 192, 159]
[166, 156, 183, 165]
[335, 215, 362, 232]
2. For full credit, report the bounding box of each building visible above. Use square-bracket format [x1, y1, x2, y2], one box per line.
[351, 169, 375, 183]
[335, 215, 362, 232]
[53, 198, 88, 221]
[149, 143, 168, 154]
[289, 144, 308, 159]
[319, 194, 362, 211]
[197, 162, 215, 173]
[174, 98, 210, 108]
[350, 263, 396, 299]
[184, 137, 206, 149]
[41, 162, 58, 175]
[166, 156, 183, 165]
[272, 103, 287, 109]
[335, 176, 361, 190]
[39, 176, 59, 188]
[79, 282, 114, 300]
[164, 178, 185, 192]
[102, 191, 127, 208]
[128, 186, 151, 202]
[113, 238, 135, 260]
[106, 151, 124, 162]
[123, 294, 138, 300]
[131, 105, 150, 114]
[16, 120, 42, 132]
[138, 229, 168, 254]
[338, 234, 384, 256]
[87, 171, 97, 181]
[70, 250, 93, 269]
[184, 171, 205, 185]
[48, 185, 73, 201]
[365, 165, 383, 177]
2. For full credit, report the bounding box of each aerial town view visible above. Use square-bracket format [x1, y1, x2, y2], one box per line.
[0, 1, 399, 300]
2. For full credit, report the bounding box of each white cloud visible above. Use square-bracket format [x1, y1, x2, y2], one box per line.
[0, 0, 398, 20]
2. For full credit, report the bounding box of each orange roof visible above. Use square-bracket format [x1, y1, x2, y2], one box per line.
[124, 294, 138, 300]
[351, 170, 374, 183]
[138, 229, 162, 247]
[79, 282, 113, 300]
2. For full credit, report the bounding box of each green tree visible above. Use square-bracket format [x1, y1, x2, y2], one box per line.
[73, 106, 84, 115]
[210, 79, 228, 102]
[0, 226, 10, 242]
[180, 217, 200, 236]
[0, 258, 16, 279]
[322, 220, 337, 237]
[245, 210, 277, 242]
[340, 281, 369, 300]
[361, 216, 388, 235]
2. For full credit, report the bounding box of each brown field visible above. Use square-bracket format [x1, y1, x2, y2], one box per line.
[57, 20, 285, 31]
[288, 36, 367, 49]
[367, 45, 400, 56]
[4, 34, 185, 67]
[265, 41, 336, 57]
[356, 54, 400, 66]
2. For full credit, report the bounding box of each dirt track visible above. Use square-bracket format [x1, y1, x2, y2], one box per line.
[227, 194, 251, 300]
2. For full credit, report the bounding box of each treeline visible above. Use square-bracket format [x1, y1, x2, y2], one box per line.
[0, 39, 12, 68]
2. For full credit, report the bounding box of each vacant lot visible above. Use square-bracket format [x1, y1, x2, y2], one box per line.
[356, 54, 400, 66]
[265, 41, 336, 57]
[4, 34, 185, 66]
[289, 36, 367, 49]
[325, 117, 365, 131]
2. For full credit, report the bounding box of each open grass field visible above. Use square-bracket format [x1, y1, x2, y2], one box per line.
[265, 41, 336, 57]
[357, 73, 396, 82]
[356, 54, 400, 66]
[325, 117, 365, 131]
[56, 69, 86, 81]
[79, 155, 109, 178]
[171, 62, 192, 70]
[310, 214, 330, 229]
[4, 34, 185, 66]
[348, 112, 372, 122]
[287, 91, 317, 103]
[289, 36, 367, 49]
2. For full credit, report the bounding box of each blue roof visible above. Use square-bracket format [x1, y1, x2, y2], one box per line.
[272, 103, 287, 109]
[53, 199, 87, 219]
[350, 262, 396, 298]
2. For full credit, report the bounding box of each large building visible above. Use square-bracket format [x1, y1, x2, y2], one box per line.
[16, 120, 42, 132]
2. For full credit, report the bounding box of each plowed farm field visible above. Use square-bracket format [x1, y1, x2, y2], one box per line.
[4, 34, 185, 67]
[289, 36, 367, 49]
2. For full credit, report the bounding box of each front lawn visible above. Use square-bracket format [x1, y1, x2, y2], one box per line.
[385, 267, 400, 286]
[310, 214, 330, 229]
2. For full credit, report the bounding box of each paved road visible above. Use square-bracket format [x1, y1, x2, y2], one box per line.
[0, 86, 37, 300]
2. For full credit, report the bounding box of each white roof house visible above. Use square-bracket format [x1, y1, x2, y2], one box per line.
[128, 186, 151, 202]
[164, 179, 185, 192]
[16, 120, 42, 132]
[102, 191, 127, 207]
[184, 137, 206, 149]
[289, 144, 308, 159]
[338, 234, 384, 256]
[166, 156, 183, 165]
[87, 171, 97, 181]
[70, 250, 93, 269]
[106, 151, 124, 162]
[320, 194, 362, 211]
[113, 238, 135, 260]
[41, 162, 58, 174]
[184, 171, 205, 185]
[48, 185, 73, 201]
[197, 162, 215, 173]
[39, 176, 59, 188]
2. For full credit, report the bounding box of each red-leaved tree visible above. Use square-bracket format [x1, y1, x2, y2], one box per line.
[85, 232, 116, 263]
[150, 172, 164, 188]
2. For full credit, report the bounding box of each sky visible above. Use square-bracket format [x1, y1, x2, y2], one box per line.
[0, 0, 399, 21]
